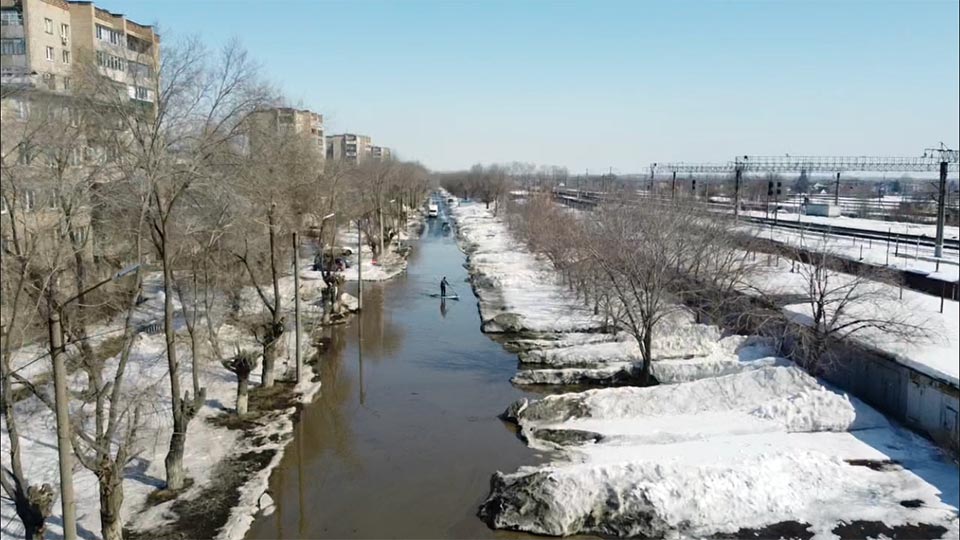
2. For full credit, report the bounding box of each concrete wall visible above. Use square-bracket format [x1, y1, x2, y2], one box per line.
[818, 339, 960, 444]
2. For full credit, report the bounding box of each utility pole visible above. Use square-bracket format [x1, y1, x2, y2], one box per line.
[926, 144, 958, 260]
[671, 171, 677, 200]
[935, 159, 947, 259]
[43, 263, 139, 540]
[49, 310, 77, 540]
[734, 161, 743, 222]
[834, 171, 841, 206]
[292, 232, 301, 383]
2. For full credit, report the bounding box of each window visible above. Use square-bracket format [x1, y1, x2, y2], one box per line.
[0, 9, 22, 26]
[13, 98, 28, 120]
[60, 23, 69, 37]
[128, 60, 153, 79]
[130, 85, 151, 102]
[1, 38, 25, 55]
[62, 49, 70, 63]
[45, 46, 54, 61]
[127, 34, 150, 54]
[95, 24, 122, 45]
[96, 50, 125, 71]
[62, 77, 71, 91]
[44, 18, 53, 33]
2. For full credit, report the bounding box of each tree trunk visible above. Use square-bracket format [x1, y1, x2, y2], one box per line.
[164, 427, 186, 491]
[261, 337, 277, 388]
[237, 376, 249, 416]
[98, 471, 124, 540]
[262, 208, 282, 388]
[160, 227, 188, 490]
[641, 327, 653, 385]
[15, 485, 54, 540]
[378, 205, 385, 256]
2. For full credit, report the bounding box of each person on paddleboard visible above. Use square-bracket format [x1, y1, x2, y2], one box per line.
[440, 276, 450, 297]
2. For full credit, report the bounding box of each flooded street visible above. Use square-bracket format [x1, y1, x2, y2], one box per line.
[246, 209, 550, 539]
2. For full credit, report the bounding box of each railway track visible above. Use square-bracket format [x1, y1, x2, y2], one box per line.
[743, 215, 960, 253]
[553, 190, 960, 254]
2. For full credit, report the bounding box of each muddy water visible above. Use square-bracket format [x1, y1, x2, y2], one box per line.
[246, 209, 554, 539]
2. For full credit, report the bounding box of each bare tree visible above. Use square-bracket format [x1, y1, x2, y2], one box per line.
[222, 348, 258, 415]
[0, 76, 120, 539]
[790, 246, 931, 373]
[96, 36, 270, 491]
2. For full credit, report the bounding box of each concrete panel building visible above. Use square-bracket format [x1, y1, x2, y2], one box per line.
[370, 145, 392, 161]
[248, 106, 326, 162]
[326, 133, 372, 164]
[1, 0, 159, 100]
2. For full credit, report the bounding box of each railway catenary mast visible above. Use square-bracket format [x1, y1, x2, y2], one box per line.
[653, 148, 959, 256]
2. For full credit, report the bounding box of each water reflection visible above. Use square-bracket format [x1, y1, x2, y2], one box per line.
[440, 297, 448, 318]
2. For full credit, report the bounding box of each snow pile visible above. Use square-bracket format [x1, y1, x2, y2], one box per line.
[650, 323, 721, 359]
[484, 364, 959, 538]
[511, 364, 636, 386]
[513, 323, 783, 386]
[506, 332, 624, 351]
[450, 201, 602, 333]
[519, 340, 639, 367]
[508, 366, 889, 443]
[480, 448, 957, 538]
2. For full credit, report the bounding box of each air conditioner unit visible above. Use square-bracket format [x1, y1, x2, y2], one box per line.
[61, 36, 68, 45]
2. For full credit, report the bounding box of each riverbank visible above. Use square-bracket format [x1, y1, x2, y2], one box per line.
[447, 195, 960, 538]
[0, 212, 424, 540]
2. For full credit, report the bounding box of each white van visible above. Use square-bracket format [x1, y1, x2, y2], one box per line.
[427, 202, 439, 218]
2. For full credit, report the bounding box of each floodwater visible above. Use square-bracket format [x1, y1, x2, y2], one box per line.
[246, 205, 553, 539]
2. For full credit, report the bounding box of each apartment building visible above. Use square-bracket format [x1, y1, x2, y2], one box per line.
[248, 106, 325, 161]
[1, 0, 158, 261]
[0, 0, 159, 101]
[369, 145, 392, 161]
[326, 133, 372, 164]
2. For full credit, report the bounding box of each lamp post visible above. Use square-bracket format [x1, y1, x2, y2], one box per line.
[50, 262, 140, 540]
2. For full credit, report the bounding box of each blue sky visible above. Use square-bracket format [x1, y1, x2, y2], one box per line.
[114, 0, 958, 172]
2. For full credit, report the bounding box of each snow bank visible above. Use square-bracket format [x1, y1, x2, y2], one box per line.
[519, 340, 639, 367]
[451, 202, 603, 333]
[508, 366, 889, 446]
[511, 364, 637, 386]
[485, 365, 958, 538]
[481, 447, 957, 538]
[506, 332, 624, 351]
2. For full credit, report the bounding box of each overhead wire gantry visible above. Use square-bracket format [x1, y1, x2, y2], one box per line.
[652, 145, 960, 257]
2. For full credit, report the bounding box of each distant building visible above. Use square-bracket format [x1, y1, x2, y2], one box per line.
[326, 133, 371, 164]
[369, 145, 392, 161]
[1, 0, 160, 100]
[247, 106, 325, 161]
